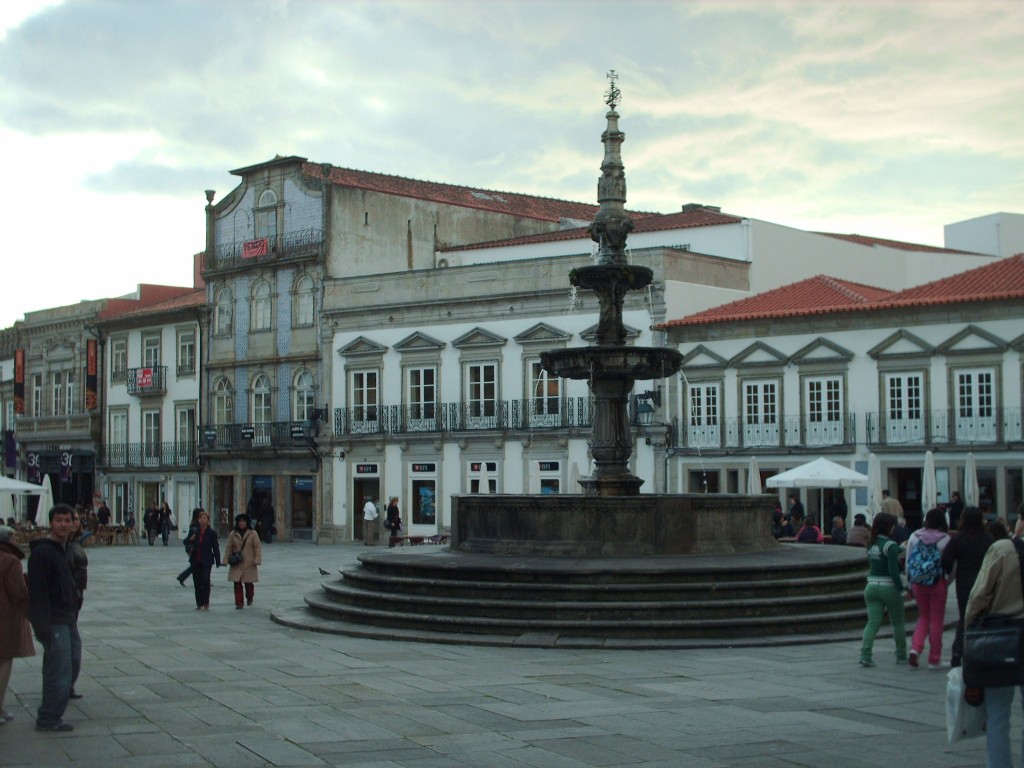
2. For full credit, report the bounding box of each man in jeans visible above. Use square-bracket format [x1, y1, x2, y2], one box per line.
[27, 503, 80, 732]
[966, 535, 1024, 767]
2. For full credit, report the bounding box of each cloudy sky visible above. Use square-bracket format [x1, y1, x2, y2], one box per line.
[1, 0, 1022, 328]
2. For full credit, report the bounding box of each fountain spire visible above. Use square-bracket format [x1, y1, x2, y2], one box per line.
[590, 70, 633, 267]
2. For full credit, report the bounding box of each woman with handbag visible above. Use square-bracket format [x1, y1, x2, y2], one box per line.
[224, 514, 262, 609]
[385, 497, 402, 546]
[189, 510, 222, 611]
[859, 512, 908, 667]
[943, 506, 994, 667]
[965, 534, 1024, 768]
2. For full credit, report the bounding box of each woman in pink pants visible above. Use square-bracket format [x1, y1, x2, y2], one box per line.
[904, 507, 950, 669]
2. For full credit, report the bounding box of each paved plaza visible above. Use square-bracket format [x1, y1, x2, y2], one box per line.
[2, 541, 1006, 767]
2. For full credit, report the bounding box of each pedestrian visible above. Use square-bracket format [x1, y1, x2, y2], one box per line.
[95, 500, 111, 527]
[795, 516, 823, 543]
[0, 525, 35, 725]
[941, 506, 994, 667]
[787, 494, 805, 527]
[66, 508, 88, 700]
[259, 498, 276, 544]
[845, 513, 871, 547]
[177, 508, 202, 587]
[858, 512, 908, 667]
[189, 510, 222, 610]
[948, 490, 965, 531]
[965, 530, 1024, 768]
[224, 514, 262, 609]
[905, 508, 950, 670]
[830, 516, 847, 545]
[385, 496, 402, 546]
[158, 501, 174, 546]
[27, 504, 80, 732]
[143, 504, 159, 546]
[362, 497, 379, 546]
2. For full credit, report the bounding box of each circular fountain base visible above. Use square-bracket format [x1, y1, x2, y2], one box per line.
[450, 493, 779, 556]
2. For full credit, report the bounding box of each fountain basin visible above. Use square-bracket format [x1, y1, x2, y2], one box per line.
[541, 346, 683, 381]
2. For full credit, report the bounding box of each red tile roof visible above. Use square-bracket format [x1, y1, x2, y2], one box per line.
[443, 206, 741, 252]
[815, 232, 978, 255]
[303, 162, 602, 224]
[662, 254, 1024, 328]
[98, 287, 203, 321]
[661, 276, 893, 327]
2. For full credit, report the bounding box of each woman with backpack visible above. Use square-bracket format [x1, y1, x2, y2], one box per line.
[904, 507, 950, 669]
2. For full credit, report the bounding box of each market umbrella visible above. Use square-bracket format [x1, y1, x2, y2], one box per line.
[37, 475, 54, 521]
[922, 450, 937, 517]
[766, 457, 869, 528]
[0, 493, 14, 523]
[479, 463, 494, 494]
[866, 453, 883, 520]
[568, 462, 580, 493]
[746, 456, 762, 495]
[963, 452, 980, 507]
[0, 476, 48, 495]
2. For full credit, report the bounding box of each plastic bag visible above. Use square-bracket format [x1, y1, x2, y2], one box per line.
[946, 666, 986, 743]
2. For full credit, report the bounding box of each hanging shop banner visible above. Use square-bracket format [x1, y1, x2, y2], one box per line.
[60, 451, 73, 485]
[242, 238, 269, 258]
[13, 349, 24, 415]
[27, 452, 40, 484]
[86, 339, 98, 410]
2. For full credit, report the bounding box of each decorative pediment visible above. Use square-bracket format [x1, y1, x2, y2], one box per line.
[791, 337, 854, 364]
[43, 339, 76, 363]
[1010, 331, 1024, 352]
[937, 325, 1008, 355]
[680, 345, 727, 369]
[514, 322, 571, 346]
[452, 327, 507, 349]
[727, 341, 787, 368]
[581, 323, 640, 342]
[337, 336, 388, 357]
[394, 331, 446, 352]
[867, 329, 935, 360]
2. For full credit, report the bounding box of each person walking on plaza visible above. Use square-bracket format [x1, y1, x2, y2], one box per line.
[224, 514, 262, 609]
[363, 497, 379, 546]
[0, 525, 35, 725]
[177, 508, 202, 587]
[66, 508, 89, 700]
[158, 501, 174, 546]
[385, 496, 402, 545]
[787, 494, 804, 527]
[143, 503, 159, 546]
[904, 508, 950, 670]
[965, 531, 1024, 768]
[948, 490, 965, 531]
[942, 505, 994, 667]
[259, 498, 276, 544]
[27, 504, 80, 732]
[859, 512, 908, 667]
[880, 489, 904, 518]
[189, 510, 222, 610]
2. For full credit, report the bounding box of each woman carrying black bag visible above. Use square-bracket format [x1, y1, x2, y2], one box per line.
[965, 535, 1024, 767]
[385, 497, 402, 546]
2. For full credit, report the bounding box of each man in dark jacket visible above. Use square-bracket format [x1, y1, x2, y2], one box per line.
[27, 504, 80, 732]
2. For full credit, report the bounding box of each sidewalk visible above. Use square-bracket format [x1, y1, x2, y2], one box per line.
[3, 541, 1000, 767]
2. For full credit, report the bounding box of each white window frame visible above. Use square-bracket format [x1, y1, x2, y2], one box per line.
[177, 329, 196, 376]
[214, 288, 233, 336]
[687, 381, 721, 449]
[213, 377, 233, 425]
[251, 373, 272, 445]
[804, 375, 844, 446]
[31, 373, 42, 417]
[143, 409, 161, 466]
[251, 280, 272, 332]
[885, 372, 925, 444]
[293, 370, 315, 423]
[743, 379, 779, 447]
[293, 274, 315, 327]
[528, 360, 560, 427]
[350, 369, 379, 433]
[109, 410, 128, 467]
[142, 334, 161, 368]
[255, 189, 278, 242]
[175, 405, 196, 465]
[955, 367, 997, 442]
[406, 366, 437, 431]
[111, 337, 128, 383]
[465, 361, 498, 429]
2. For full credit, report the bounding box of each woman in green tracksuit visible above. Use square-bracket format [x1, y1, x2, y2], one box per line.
[860, 512, 908, 667]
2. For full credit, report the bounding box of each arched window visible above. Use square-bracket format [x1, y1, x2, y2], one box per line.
[214, 287, 233, 336]
[255, 189, 277, 242]
[213, 378, 233, 425]
[251, 373, 272, 445]
[294, 370, 315, 422]
[251, 280, 272, 331]
[293, 274, 315, 327]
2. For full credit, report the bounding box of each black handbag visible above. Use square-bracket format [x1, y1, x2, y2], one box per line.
[963, 539, 1024, 688]
[228, 551, 243, 566]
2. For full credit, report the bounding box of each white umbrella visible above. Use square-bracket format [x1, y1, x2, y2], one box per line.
[0, 493, 14, 523]
[922, 450, 937, 516]
[767, 458, 869, 530]
[568, 462, 580, 494]
[38, 475, 54, 519]
[528, 462, 539, 495]
[963, 452, 980, 507]
[866, 453, 883, 520]
[746, 456, 762, 495]
[479, 463, 494, 494]
[0, 476, 48, 495]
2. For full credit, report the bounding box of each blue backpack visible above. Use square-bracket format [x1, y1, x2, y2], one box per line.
[906, 538, 943, 585]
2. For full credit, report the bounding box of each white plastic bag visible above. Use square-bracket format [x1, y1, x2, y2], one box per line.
[946, 666, 986, 743]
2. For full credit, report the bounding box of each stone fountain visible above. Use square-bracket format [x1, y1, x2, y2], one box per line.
[274, 74, 876, 648]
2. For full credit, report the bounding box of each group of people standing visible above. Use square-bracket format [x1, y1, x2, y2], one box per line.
[858, 504, 1024, 767]
[179, 508, 263, 611]
[362, 496, 402, 546]
[142, 501, 176, 546]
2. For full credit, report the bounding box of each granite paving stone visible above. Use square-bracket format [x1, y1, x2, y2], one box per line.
[2, 541, 1016, 767]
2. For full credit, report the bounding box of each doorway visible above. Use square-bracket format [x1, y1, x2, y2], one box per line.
[895, 468, 922, 530]
[353, 478, 380, 541]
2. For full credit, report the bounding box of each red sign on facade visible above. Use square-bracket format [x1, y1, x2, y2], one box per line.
[242, 238, 269, 258]
[138, 368, 153, 387]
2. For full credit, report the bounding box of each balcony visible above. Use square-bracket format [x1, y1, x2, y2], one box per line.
[333, 397, 594, 437]
[127, 366, 167, 396]
[866, 408, 1022, 447]
[200, 421, 315, 450]
[99, 441, 199, 468]
[15, 412, 95, 438]
[208, 228, 323, 271]
[675, 415, 857, 453]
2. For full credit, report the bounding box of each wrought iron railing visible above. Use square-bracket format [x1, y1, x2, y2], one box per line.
[99, 441, 199, 468]
[673, 414, 857, 452]
[211, 228, 323, 268]
[200, 421, 316, 450]
[866, 408, 1021, 446]
[333, 397, 594, 436]
[126, 366, 167, 396]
